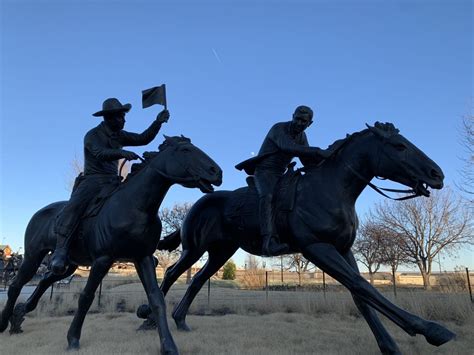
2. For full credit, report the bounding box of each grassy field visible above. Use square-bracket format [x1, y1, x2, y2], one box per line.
[1, 278, 473, 354]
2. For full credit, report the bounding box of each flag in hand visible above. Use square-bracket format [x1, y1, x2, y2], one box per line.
[142, 84, 167, 109]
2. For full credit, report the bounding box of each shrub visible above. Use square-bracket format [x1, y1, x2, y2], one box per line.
[222, 260, 237, 280]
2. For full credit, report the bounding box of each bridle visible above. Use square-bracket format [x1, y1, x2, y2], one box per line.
[119, 143, 203, 185]
[345, 137, 421, 201]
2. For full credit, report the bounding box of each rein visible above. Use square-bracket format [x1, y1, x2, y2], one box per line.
[119, 156, 144, 178]
[120, 147, 201, 184]
[341, 132, 422, 201]
[344, 163, 420, 201]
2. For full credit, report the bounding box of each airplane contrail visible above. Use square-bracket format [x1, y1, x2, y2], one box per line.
[211, 48, 222, 63]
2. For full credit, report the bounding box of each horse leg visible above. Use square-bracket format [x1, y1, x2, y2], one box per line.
[302, 242, 455, 347]
[66, 256, 112, 350]
[135, 255, 178, 355]
[0, 251, 47, 333]
[342, 249, 401, 354]
[162, 249, 204, 296]
[136, 249, 204, 331]
[9, 265, 77, 334]
[172, 243, 238, 331]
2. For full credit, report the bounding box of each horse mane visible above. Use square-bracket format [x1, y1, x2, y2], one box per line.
[329, 121, 399, 156]
[128, 151, 159, 178]
[304, 121, 400, 168]
[125, 135, 192, 180]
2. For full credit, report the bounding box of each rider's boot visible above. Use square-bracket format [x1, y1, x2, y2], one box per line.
[50, 232, 69, 275]
[259, 197, 289, 256]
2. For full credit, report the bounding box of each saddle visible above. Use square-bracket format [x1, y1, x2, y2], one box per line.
[83, 185, 120, 219]
[224, 162, 302, 230]
[72, 173, 122, 220]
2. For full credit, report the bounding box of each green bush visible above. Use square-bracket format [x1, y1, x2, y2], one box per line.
[222, 260, 237, 280]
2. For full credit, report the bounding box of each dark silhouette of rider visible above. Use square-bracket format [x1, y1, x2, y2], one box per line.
[236, 106, 331, 256]
[50, 98, 169, 274]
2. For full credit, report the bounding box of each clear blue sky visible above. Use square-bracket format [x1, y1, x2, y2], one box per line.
[1, 0, 472, 270]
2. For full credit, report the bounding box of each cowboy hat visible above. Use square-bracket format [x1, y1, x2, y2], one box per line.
[92, 98, 132, 117]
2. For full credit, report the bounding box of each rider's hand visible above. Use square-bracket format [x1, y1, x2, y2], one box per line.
[156, 109, 170, 123]
[122, 150, 140, 161]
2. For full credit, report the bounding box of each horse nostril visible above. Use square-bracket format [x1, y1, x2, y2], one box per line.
[209, 166, 218, 174]
[430, 169, 442, 180]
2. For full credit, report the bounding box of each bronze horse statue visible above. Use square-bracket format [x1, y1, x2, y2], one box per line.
[149, 123, 454, 354]
[0, 136, 222, 355]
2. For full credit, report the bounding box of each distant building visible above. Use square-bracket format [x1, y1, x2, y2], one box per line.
[0, 245, 12, 260]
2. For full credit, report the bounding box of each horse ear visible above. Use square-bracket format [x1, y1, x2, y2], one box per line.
[163, 134, 170, 140]
[366, 122, 388, 139]
[180, 134, 191, 143]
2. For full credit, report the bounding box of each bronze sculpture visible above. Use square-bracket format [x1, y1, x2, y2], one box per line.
[50, 98, 170, 275]
[143, 122, 454, 354]
[0, 135, 222, 355]
[236, 105, 331, 255]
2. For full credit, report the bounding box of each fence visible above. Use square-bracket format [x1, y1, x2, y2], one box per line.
[4, 267, 470, 308]
[237, 268, 474, 296]
[1, 268, 472, 316]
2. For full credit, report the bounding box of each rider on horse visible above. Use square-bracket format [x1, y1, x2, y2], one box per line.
[235, 105, 332, 256]
[50, 98, 170, 275]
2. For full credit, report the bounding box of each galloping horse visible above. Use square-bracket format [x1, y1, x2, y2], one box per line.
[0, 136, 222, 355]
[154, 123, 454, 354]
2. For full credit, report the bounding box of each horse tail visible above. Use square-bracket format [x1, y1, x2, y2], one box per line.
[157, 229, 182, 251]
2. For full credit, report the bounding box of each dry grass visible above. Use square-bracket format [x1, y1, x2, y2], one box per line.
[0, 312, 473, 354]
[29, 281, 472, 324]
[2, 279, 473, 354]
[186, 289, 473, 326]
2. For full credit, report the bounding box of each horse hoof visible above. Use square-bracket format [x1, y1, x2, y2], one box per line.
[175, 320, 191, 332]
[424, 321, 456, 346]
[10, 303, 26, 334]
[136, 319, 157, 331]
[161, 341, 179, 355]
[67, 338, 80, 351]
[136, 304, 152, 319]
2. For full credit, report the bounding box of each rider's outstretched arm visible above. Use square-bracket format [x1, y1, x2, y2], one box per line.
[271, 125, 330, 159]
[118, 110, 169, 147]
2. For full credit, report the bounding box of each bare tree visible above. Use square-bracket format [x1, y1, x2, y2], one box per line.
[242, 254, 265, 288]
[245, 254, 261, 270]
[159, 203, 193, 235]
[271, 256, 286, 283]
[372, 188, 473, 289]
[458, 113, 474, 200]
[154, 203, 192, 278]
[67, 155, 130, 192]
[66, 155, 84, 192]
[357, 219, 409, 291]
[154, 249, 180, 272]
[353, 222, 384, 285]
[377, 228, 410, 296]
[282, 253, 314, 286]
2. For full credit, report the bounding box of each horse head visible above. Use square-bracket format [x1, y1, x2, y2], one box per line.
[366, 122, 444, 197]
[151, 135, 222, 193]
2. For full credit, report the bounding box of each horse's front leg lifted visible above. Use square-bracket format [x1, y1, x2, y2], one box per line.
[135, 256, 178, 355]
[66, 256, 112, 350]
[303, 242, 455, 348]
[342, 250, 401, 354]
